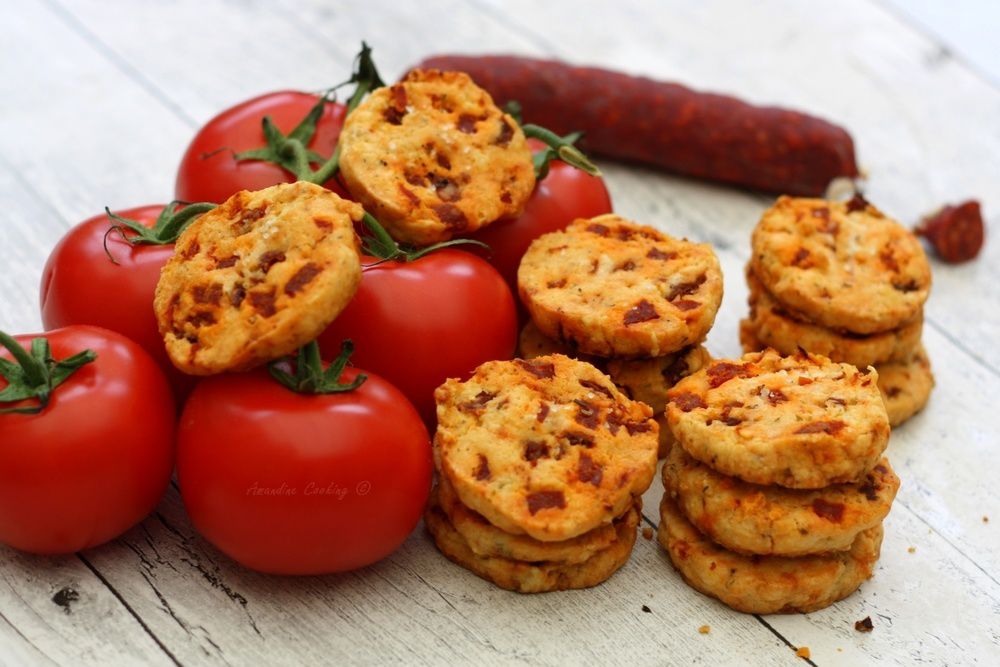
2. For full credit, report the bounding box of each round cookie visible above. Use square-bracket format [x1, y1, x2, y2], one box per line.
[746, 267, 923, 367]
[154, 182, 362, 375]
[876, 346, 934, 427]
[751, 196, 931, 334]
[339, 69, 535, 247]
[606, 345, 711, 414]
[658, 496, 883, 614]
[663, 444, 899, 556]
[425, 495, 639, 593]
[517, 321, 599, 366]
[606, 345, 711, 458]
[665, 349, 890, 489]
[436, 478, 621, 564]
[518, 215, 723, 358]
[434, 354, 658, 541]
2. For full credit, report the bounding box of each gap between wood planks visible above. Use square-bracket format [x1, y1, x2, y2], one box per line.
[28, 0, 997, 663]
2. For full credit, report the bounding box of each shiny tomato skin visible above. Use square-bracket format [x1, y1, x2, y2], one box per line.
[317, 249, 518, 425]
[175, 91, 349, 203]
[468, 156, 613, 291]
[40, 205, 196, 401]
[177, 367, 432, 575]
[0, 326, 176, 554]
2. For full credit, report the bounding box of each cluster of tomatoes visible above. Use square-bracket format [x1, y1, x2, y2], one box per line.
[0, 57, 612, 574]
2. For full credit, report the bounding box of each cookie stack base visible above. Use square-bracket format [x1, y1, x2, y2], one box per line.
[425, 486, 639, 594]
[658, 496, 882, 614]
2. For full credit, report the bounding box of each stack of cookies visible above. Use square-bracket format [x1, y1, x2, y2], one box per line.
[426, 354, 658, 593]
[516, 214, 723, 457]
[659, 349, 898, 614]
[741, 195, 934, 426]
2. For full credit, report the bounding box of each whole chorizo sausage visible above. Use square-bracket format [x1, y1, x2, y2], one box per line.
[415, 54, 859, 196]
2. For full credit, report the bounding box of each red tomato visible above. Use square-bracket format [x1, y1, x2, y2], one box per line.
[177, 366, 431, 574]
[40, 205, 195, 400]
[468, 154, 613, 291]
[175, 91, 349, 203]
[317, 249, 517, 424]
[0, 326, 175, 554]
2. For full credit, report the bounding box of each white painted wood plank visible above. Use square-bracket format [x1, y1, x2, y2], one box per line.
[0, 546, 174, 666]
[83, 488, 804, 666]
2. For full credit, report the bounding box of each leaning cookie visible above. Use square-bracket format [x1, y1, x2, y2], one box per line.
[517, 321, 600, 367]
[518, 215, 723, 358]
[663, 445, 898, 556]
[339, 69, 535, 246]
[434, 354, 658, 541]
[425, 494, 639, 593]
[876, 346, 934, 427]
[435, 477, 619, 565]
[746, 267, 923, 368]
[665, 349, 890, 489]
[154, 182, 363, 375]
[751, 195, 931, 334]
[658, 496, 882, 614]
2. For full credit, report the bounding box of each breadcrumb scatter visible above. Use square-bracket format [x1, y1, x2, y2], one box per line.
[698, 625, 710, 634]
[907, 546, 916, 554]
[795, 647, 811, 659]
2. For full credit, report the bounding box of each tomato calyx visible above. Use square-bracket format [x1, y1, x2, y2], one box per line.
[268, 340, 367, 394]
[103, 201, 217, 263]
[234, 42, 386, 186]
[503, 101, 601, 180]
[360, 212, 489, 263]
[0, 331, 96, 415]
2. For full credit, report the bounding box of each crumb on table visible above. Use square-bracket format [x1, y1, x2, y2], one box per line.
[642, 526, 654, 540]
[855, 616, 874, 632]
[698, 625, 710, 634]
[795, 646, 811, 659]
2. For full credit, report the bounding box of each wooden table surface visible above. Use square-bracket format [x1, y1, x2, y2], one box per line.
[2, 1, 998, 665]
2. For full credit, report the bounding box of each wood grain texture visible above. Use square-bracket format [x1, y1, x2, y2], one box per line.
[1, 0, 998, 664]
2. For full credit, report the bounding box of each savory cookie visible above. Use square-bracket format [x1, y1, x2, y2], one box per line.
[425, 495, 639, 593]
[665, 349, 890, 489]
[738, 318, 763, 354]
[154, 182, 363, 375]
[606, 345, 711, 458]
[518, 215, 723, 358]
[434, 354, 658, 541]
[517, 321, 598, 366]
[658, 496, 882, 614]
[876, 346, 934, 427]
[339, 69, 535, 247]
[751, 196, 931, 334]
[436, 478, 621, 565]
[606, 345, 712, 414]
[662, 444, 898, 556]
[746, 267, 923, 367]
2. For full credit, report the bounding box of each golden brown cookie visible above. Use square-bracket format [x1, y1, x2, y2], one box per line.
[738, 318, 763, 354]
[518, 215, 723, 358]
[517, 321, 598, 366]
[434, 354, 658, 541]
[436, 478, 620, 564]
[876, 346, 934, 427]
[658, 496, 882, 614]
[663, 445, 898, 556]
[606, 345, 711, 458]
[751, 196, 931, 334]
[665, 349, 890, 489]
[425, 494, 639, 593]
[746, 267, 923, 367]
[339, 69, 535, 246]
[154, 183, 362, 375]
